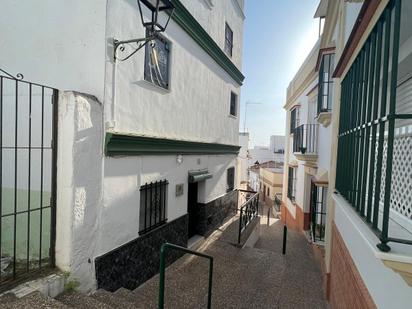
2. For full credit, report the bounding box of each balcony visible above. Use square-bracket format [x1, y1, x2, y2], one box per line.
[293, 124, 318, 163]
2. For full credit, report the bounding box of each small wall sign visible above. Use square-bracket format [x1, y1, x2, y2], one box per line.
[175, 184, 184, 196]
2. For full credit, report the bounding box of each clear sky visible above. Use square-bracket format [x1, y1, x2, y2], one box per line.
[240, 0, 321, 147]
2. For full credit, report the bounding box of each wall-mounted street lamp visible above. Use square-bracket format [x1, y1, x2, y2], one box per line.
[113, 0, 175, 62]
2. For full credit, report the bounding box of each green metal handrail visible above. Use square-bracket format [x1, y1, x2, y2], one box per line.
[158, 242, 214, 309]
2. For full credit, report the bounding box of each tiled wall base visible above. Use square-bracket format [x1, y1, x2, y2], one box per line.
[95, 215, 188, 292]
[328, 222, 376, 309]
[196, 190, 238, 237]
[280, 202, 310, 231]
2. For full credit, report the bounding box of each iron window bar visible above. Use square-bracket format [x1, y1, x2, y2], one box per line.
[336, 0, 411, 252]
[317, 53, 335, 114]
[310, 185, 327, 242]
[139, 180, 168, 235]
[293, 124, 318, 154]
[290, 108, 300, 134]
[224, 23, 233, 57]
[287, 167, 296, 203]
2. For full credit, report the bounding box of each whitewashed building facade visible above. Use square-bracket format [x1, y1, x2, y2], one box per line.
[0, 0, 245, 293]
[282, 36, 332, 236]
[283, 0, 412, 308]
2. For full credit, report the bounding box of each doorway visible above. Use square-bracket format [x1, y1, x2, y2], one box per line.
[187, 182, 199, 238]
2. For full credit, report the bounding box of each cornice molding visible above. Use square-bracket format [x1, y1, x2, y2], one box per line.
[105, 133, 241, 156]
[170, 0, 245, 85]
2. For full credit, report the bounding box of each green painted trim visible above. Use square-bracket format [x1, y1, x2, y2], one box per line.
[170, 0, 245, 85]
[105, 133, 240, 156]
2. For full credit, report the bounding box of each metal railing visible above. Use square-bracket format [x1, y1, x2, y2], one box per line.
[293, 124, 318, 154]
[336, 0, 412, 251]
[274, 193, 282, 212]
[237, 191, 259, 244]
[158, 243, 213, 309]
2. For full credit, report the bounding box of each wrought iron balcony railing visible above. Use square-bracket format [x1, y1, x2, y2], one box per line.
[293, 124, 318, 155]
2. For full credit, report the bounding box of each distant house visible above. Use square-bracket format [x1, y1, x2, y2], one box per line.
[248, 161, 283, 209]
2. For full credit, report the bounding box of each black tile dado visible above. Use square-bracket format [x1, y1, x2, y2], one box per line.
[196, 190, 238, 237]
[95, 214, 188, 292]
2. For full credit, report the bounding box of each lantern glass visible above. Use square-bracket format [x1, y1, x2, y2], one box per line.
[138, 0, 174, 34]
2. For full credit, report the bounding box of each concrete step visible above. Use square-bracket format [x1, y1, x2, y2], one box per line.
[56, 291, 113, 308]
[113, 288, 151, 308]
[0, 293, 18, 305]
[0, 291, 69, 309]
[91, 289, 142, 309]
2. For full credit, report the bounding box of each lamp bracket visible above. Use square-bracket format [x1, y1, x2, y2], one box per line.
[113, 35, 156, 62]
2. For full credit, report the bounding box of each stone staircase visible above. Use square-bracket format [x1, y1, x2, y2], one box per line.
[0, 210, 329, 309]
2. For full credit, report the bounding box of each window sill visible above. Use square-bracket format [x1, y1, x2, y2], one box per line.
[294, 152, 318, 163]
[135, 79, 171, 94]
[228, 114, 237, 119]
[333, 192, 412, 286]
[316, 111, 332, 127]
[138, 219, 168, 236]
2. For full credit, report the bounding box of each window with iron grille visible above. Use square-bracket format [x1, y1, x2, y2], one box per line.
[287, 167, 296, 202]
[290, 107, 300, 134]
[224, 23, 233, 57]
[227, 167, 235, 192]
[139, 180, 168, 235]
[318, 53, 335, 114]
[230, 92, 237, 116]
[336, 0, 412, 251]
[144, 35, 170, 90]
[310, 184, 327, 242]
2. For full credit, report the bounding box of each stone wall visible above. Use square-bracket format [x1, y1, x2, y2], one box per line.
[196, 190, 238, 237]
[95, 215, 188, 292]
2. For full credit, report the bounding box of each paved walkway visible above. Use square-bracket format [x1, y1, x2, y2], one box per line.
[0, 203, 329, 308]
[128, 203, 329, 308]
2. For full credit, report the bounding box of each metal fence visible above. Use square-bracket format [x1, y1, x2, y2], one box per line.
[0, 72, 58, 289]
[237, 191, 259, 244]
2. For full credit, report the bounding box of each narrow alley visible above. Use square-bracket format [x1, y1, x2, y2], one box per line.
[82, 204, 328, 309]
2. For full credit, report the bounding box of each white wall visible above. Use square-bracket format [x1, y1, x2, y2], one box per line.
[334, 195, 412, 309]
[317, 124, 332, 172]
[249, 169, 260, 192]
[56, 91, 104, 292]
[99, 154, 237, 256]
[104, 0, 243, 146]
[0, 0, 107, 101]
[180, 0, 244, 69]
[237, 133, 249, 184]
